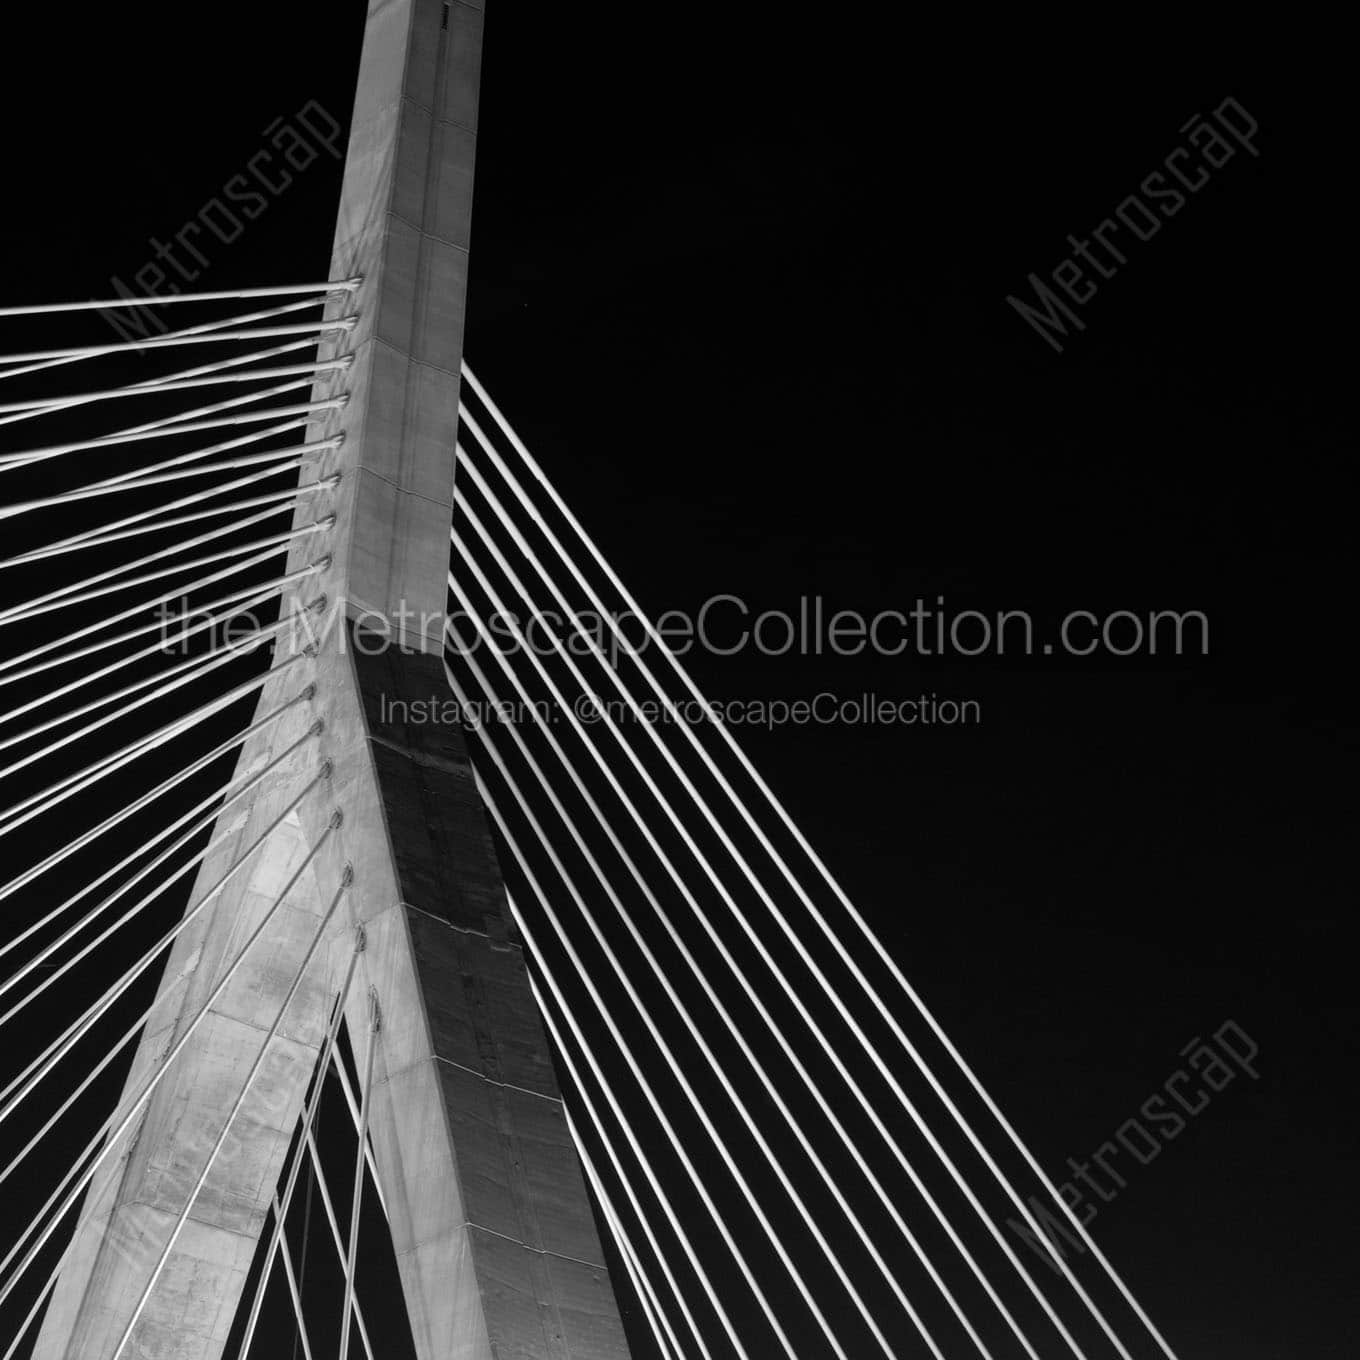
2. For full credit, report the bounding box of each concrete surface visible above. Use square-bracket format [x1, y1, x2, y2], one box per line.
[34, 2, 630, 1355]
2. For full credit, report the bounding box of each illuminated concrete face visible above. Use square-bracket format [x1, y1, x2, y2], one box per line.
[34, 3, 629, 1357]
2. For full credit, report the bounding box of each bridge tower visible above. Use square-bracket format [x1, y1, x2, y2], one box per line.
[32, 2, 630, 1356]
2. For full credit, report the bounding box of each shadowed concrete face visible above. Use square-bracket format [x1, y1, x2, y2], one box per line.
[338, 637, 629, 1359]
[34, 2, 630, 1356]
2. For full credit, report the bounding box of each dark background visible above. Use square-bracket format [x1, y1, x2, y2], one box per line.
[0, 5, 1354, 1357]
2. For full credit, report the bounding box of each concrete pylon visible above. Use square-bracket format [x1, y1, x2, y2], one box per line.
[33, 2, 631, 1356]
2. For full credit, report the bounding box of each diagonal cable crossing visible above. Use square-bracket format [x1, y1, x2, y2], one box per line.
[0, 283, 353, 1358]
[442, 363, 1188, 1360]
[0, 271, 1187, 1359]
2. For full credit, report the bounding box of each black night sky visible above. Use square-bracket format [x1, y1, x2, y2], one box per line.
[0, 6, 1355, 1358]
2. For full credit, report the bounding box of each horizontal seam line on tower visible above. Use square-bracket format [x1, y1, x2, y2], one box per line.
[386, 207, 471, 256]
[184, 1211, 275, 1246]
[117, 1200, 275, 1249]
[433, 1054, 561, 1102]
[201, 1006, 326, 1045]
[399, 1223, 604, 1272]
[464, 1222, 605, 1270]
[367, 731, 466, 773]
[402, 899, 523, 948]
[337, 594, 447, 649]
[368, 333, 464, 382]
[400, 91, 479, 136]
[352, 462, 453, 509]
